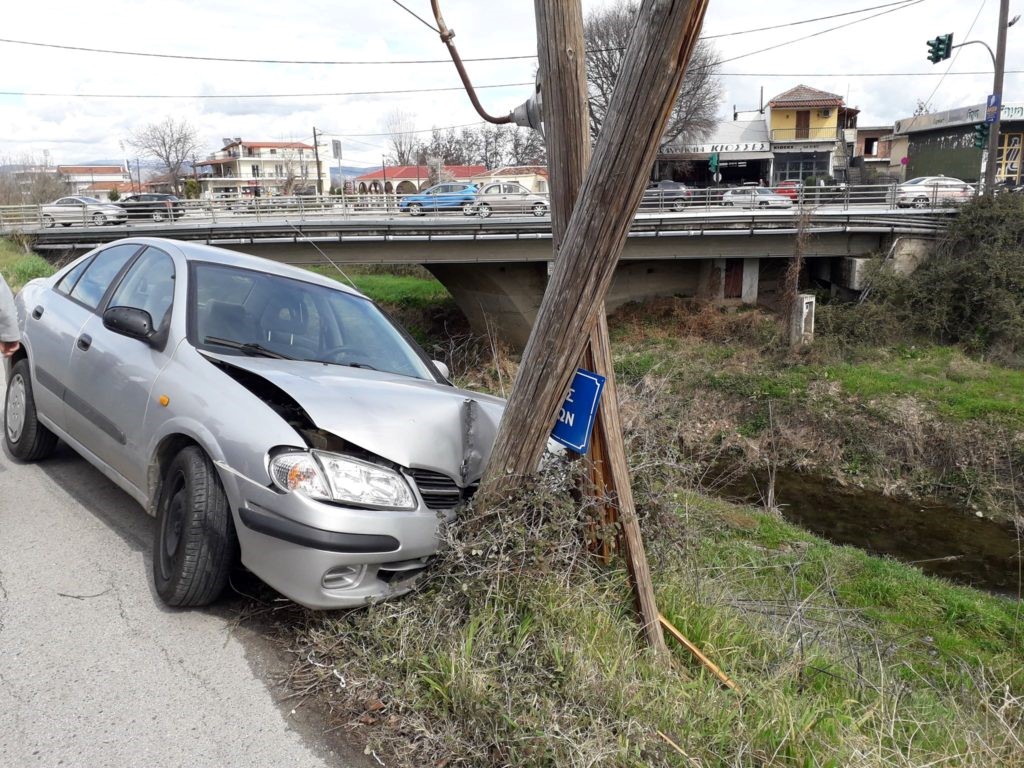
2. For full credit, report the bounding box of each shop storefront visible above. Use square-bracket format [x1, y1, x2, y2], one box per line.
[657, 120, 774, 186]
[771, 146, 833, 182]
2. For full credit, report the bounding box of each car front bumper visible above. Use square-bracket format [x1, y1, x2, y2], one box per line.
[224, 465, 453, 609]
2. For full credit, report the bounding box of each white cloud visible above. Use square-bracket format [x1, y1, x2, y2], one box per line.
[0, 0, 1019, 167]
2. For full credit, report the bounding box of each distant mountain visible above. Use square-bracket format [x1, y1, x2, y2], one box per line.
[330, 166, 372, 186]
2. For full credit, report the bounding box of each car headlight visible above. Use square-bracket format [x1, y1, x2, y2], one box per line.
[269, 450, 416, 510]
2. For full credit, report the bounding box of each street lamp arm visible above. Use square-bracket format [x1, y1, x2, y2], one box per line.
[430, 0, 513, 125]
[952, 39, 996, 69]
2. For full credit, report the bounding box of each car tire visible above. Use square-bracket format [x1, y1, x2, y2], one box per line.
[532, 202, 547, 217]
[4, 359, 58, 462]
[152, 210, 166, 223]
[672, 198, 686, 212]
[92, 212, 106, 225]
[153, 446, 235, 607]
[477, 203, 492, 218]
[41, 214, 54, 228]
[759, 201, 769, 208]
[912, 196, 929, 208]
[407, 203, 424, 216]
[462, 201, 476, 216]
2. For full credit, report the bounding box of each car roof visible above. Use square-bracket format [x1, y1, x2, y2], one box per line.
[97, 238, 365, 297]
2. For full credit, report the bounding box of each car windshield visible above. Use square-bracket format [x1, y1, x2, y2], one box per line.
[189, 262, 436, 381]
[79, 197, 103, 204]
[902, 178, 928, 185]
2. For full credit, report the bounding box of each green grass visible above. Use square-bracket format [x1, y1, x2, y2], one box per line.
[304, 266, 452, 310]
[0, 239, 54, 292]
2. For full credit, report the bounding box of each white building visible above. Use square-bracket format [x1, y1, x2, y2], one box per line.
[56, 165, 130, 195]
[192, 139, 329, 199]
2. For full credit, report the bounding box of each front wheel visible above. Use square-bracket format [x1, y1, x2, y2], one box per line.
[153, 446, 235, 607]
[41, 214, 54, 228]
[4, 359, 58, 462]
[461, 201, 476, 216]
[91, 212, 106, 225]
[912, 196, 929, 208]
[532, 202, 548, 217]
[407, 203, 424, 217]
[672, 198, 686, 212]
[477, 203, 492, 218]
[152, 209, 166, 222]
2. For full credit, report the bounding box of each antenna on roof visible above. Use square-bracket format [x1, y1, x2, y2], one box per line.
[759, 86, 764, 114]
[221, 138, 232, 147]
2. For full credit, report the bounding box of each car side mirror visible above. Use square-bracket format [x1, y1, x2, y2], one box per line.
[103, 306, 156, 344]
[432, 360, 450, 380]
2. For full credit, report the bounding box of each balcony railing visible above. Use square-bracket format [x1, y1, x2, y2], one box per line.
[770, 127, 839, 142]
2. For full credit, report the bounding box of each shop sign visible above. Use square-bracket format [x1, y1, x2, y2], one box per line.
[664, 141, 769, 154]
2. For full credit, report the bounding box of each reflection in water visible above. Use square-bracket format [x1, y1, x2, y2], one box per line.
[717, 467, 1022, 596]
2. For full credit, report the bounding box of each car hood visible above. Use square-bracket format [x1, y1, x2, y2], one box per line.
[206, 353, 506, 485]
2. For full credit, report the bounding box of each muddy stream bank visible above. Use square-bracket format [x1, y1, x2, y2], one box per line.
[713, 467, 1022, 596]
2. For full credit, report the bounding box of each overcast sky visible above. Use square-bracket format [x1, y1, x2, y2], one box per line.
[1, 0, 1020, 169]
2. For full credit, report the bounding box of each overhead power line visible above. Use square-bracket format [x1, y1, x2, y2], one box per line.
[0, 0, 930, 67]
[0, 82, 531, 100]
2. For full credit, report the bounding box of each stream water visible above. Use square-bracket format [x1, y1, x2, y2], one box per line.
[715, 467, 1022, 596]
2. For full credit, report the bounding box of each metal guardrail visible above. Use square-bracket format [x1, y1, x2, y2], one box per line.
[0, 184, 966, 237]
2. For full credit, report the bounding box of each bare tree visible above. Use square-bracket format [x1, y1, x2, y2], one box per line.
[507, 126, 547, 166]
[383, 109, 419, 166]
[127, 117, 202, 196]
[584, 1, 719, 146]
[0, 154, 67, 205]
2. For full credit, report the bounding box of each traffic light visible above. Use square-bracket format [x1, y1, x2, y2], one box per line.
[708, 152, 719, 173]
[973, 123, 990, 149]
[926, 33, 953, 63]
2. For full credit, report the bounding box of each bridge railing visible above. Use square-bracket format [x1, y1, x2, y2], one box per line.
[1, 184, 972, 234]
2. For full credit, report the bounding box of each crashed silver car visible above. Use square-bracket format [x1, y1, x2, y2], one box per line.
[3, 238, 504, 609]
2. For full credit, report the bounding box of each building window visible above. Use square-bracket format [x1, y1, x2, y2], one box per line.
[864, 137, 878, 156]
[275, 164, 284, 177]
[251, 165, 260, 178]
[270, 148, 277, 155]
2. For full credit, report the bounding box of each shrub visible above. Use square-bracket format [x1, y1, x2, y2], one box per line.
[107, 189, 120, 202]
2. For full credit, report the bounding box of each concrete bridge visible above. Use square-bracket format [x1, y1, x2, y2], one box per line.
[29, 208, 951, 346]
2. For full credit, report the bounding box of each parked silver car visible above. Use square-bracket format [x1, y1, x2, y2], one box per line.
[721, 187, 794, 209]
[895, 176, 974, 208]
[40, 196, 128, 227]
[4, 238, 505, 609]
[473, 182, 549, 218]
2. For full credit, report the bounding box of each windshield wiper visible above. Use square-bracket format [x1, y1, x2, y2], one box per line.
[312, 359, 378, 370]
[204, 336, 295, 360]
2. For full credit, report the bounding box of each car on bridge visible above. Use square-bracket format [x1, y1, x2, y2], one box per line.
[720, 187, 794, 209]
[473, 182, 549, 218]
[118, 193, 185, 222]
[640, 180, 693, 211]
[895, 176, 974, 208]
[40, 196, 128, 228]
[398, 182, 478, 216]
[4, 238, 506, 610]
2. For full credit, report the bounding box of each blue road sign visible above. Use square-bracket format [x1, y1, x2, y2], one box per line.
[985, 94, 1001, 124]
[550, 368, 606, 454]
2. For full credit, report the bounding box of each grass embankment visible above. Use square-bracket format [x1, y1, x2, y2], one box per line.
[0, 238, 54, 291]
[610, 302, 1024, 519]
[238, 281, 1024, 766]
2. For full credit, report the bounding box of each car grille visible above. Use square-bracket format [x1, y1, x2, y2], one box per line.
[408, 469, 477, 510]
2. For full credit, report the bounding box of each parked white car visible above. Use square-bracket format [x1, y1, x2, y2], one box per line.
[40, 196, 128, 228]
[721, 187, 794, 209]
[895, 176, 974, 208]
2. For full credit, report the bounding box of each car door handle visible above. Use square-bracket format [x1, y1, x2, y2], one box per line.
[76, 333, 92, 351]
[32, 305, 44, 319]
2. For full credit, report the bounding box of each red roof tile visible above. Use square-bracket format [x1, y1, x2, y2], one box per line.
[471, 165, 549, 178]
[221, 140, 313, 150]
[768, 84, 844, 108]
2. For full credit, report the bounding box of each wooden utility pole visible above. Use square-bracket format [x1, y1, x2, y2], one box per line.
[534, 0, 664, 652]
[983, 0, 1009, 196]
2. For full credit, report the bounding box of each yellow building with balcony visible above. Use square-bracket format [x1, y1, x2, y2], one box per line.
[766, 85, 859, 183]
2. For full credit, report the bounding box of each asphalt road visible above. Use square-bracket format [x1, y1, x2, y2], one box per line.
[0, 403, 364, 767]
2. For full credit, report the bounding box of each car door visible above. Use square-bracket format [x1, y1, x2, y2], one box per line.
[479, 183, 502, 213]
[55, 197, 86, 225]
[504, 183, 529, 213]
[62, 246, 178, 489]
[25, 243, 143, 432]
[434, 184, 457, 210]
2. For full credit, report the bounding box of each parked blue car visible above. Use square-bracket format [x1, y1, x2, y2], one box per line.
[398, 183, 478, 216]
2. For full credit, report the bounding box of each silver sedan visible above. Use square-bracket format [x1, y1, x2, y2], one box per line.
[473, 182, 549, 217]
[4, 238, 505, 609]
[721, 187, 794, 209]
[40, 196, 128, 227]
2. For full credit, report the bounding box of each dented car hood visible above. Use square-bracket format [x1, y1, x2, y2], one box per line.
[207, 353, 506, 485]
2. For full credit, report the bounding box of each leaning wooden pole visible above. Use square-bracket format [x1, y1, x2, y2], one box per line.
[479, 0, 709, 485]
[535, 0, 665, 652]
